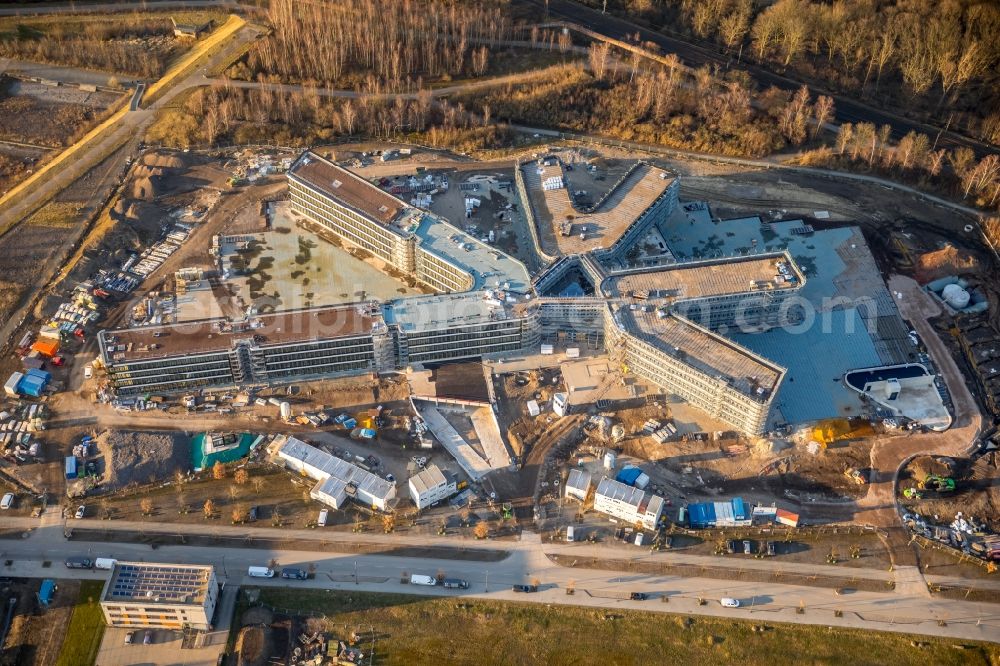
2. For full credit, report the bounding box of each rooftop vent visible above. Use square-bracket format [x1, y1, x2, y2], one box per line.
[331, 179, 342, 188]
[378, 205, 389, 213]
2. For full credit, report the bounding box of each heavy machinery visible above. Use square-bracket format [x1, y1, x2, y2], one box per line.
[844, 468, 867, 485]
[919, 474, 956, 492]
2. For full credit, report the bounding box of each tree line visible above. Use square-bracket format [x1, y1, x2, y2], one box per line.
[146, 82, 510, 155]
[578, 0, 1000, 145]
[0, 16, 178, 78]
[230, 0, 516, 91]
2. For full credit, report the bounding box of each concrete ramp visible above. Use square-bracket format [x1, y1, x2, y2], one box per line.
[469, 405, 512, 469]
[413, 400, 492, 481]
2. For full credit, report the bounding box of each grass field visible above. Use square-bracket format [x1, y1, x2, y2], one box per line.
[248, 589, 999, 666]
[54, 580, 106, 666]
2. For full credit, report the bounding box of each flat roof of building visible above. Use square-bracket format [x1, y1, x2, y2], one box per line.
[596, 476, 647, 509]
[617, 307, 783, 399]
[566, 468, 592, 491]
[382, 291, 516, 333]
[102, 304, 375, 363]
[520, 159, 674, 256]
[604, 253, 802, 302]
[102, 562, 214, 606]
[276, 435, 394, 501]
[413, 213, 531, 292]
[289, 151, 405, 226]
[408, 464, 448, 495]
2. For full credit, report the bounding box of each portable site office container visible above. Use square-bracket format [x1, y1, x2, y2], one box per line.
[65, 456, 78, 479]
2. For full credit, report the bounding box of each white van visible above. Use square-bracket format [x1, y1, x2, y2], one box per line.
[565, 525, 575, 542]
[317, 509, 329, 527]
[94, 558, 117, 570]
[248, 566, 275, 578]
[409, 574, 437, 586]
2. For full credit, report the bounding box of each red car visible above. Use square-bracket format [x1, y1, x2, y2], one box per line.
[51, 356, 65, 366]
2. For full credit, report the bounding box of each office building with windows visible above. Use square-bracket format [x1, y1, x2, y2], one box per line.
[100, 562, 219, 630]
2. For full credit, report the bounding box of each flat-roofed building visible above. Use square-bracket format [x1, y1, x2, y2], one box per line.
[565, 468, 592, 502]
[603, 252, 805, 330]
[408, 464, 457, 510]
[288, 152, 530, 296]
[100, 562, 219, 630]
[271, 435, 396, 511]
[608, 305, 783, 436]
[385, 292, 539, 366]
[99, 304, 381, 396]
[516, 158, 678, 264]
[593, 477, 664, 530]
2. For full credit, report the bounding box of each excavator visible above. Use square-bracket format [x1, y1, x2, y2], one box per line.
[919, 474, 956, 493]
[903, 474, 956, 500]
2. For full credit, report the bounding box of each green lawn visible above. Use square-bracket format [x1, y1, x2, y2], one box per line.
[246, 589, 999, 666]
[54, 580, 106, 666]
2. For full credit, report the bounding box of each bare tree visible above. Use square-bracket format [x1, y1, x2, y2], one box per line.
[812, 95, 834, 138]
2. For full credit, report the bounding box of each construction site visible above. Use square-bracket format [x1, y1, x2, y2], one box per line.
[0, 135, 996, 599]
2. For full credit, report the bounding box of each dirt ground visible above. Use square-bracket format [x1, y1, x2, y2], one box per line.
[0, 78, 122, 149]
[0, 577, 78, 666]
[899, 453, 1000, 532]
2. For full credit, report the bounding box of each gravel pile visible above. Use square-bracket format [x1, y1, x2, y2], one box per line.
[96, 429, 191, 491]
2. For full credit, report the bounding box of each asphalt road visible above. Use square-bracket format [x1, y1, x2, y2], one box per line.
[527, 0, 998, 158]
[1, 514, 998, 642]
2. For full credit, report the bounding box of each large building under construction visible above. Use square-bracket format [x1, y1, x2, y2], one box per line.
[99, 150, 907, 437]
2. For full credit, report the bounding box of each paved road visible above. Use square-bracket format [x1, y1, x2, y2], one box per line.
[0, 516, 997, 642]
[0, 57, 126, 89]
[528, 0, 998, 157]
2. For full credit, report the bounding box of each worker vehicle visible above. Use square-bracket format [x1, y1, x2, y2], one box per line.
[442, 578, 469, 589]
[65, 556, 93, 569]
[0, 493, 14, 510]
[409, 574, 437, 586]
[512, 584, 538, 593]
[629, 592, 648, 600]
[720, 598, 741, 608]
[281, 568, 308, 580]
[247, 566, 275, 578]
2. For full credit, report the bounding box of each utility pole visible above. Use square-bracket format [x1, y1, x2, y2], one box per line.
[354, 560, 358, 585]
[484, 570, 489, 593]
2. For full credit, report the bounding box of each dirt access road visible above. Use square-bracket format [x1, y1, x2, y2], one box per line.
[850, 276, 983, 527]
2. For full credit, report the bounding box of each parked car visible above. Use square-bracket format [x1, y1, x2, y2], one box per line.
[281, 568, 308, 580]
[442, 578, 469, 589]
[766, 541, 776, 556]
[512, 584, 538, 593]
[629, 592, 648, 601]
[143, 630, 152, 645]
[742, 540, 756, 555]
[64, 556, 92, 569]
[720, 597, 741, 608]
[51, 356, 65, 367]
[0, 493, 14, 510]
[725, 539, 739, 554]
[84, 365, 93, 380]
[124, 631, 135, 645]
[74, 505, 86, 519]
